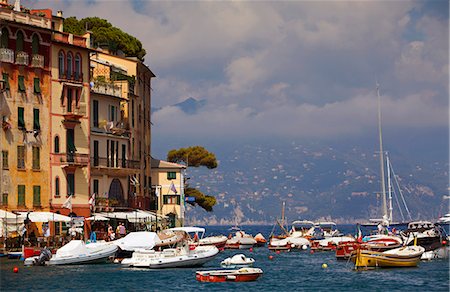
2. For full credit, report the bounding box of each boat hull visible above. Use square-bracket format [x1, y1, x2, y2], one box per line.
[196, 268, 263, 282]
[351, 246, 424, 268]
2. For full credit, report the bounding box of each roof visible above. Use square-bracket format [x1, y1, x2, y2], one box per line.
[151, 157, 186, 169]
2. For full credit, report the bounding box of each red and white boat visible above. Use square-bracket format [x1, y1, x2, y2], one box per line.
[335, 235, 403, 260]
[225, 231, 256, 249]
[196, 267, 263, 282]
[199, 235, 228, 251]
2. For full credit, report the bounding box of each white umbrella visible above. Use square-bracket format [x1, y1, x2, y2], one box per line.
[17, 212, 71, 223]
[86, 215, 110, 221]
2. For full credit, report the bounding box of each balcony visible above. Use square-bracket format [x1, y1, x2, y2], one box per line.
[0, 48, 14, 63]
[60, 71, 84, 83]
[91, 157, 140, 176]
[0, 7, 52, 30]
[62, 104, 86, 128]
[15, 51, 29, 66]
[52, 153, 89, 170]
[91, 82, 123, 99]
[31, 54, 44, 68]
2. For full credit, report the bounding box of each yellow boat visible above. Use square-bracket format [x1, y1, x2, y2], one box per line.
[351, 245, 425, 269]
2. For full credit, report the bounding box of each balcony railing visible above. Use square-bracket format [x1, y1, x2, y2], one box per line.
[31, 54, 44, 68]
[91, 82, 123, 99]
[60, 71, 83, 82]
[91, 157, 140, 169]
[0, 48, 14, 63]
[15, 51, 29, 65]
[0, 7, 52, 30]
[55, 153, 89, 167]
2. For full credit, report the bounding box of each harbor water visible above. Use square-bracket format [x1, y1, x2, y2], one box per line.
[1, 225, 449, 291]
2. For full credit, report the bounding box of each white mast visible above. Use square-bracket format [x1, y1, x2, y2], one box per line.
[386, 152, 393, 223]
[377, 84, 388, 225]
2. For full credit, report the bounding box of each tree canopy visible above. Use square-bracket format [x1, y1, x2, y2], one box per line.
[63, 16, 146, 61]
[167, 146, 218, 212]
[167, 146, 218, 169]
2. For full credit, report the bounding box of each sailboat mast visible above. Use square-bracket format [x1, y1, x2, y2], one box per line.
[281, 201, 286, 228]
[386, 152, 393, 223]
[377, 84, 388, 223]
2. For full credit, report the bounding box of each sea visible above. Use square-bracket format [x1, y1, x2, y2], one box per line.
[1, 225, 449, 291]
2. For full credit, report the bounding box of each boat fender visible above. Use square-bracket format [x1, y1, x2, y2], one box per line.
[90, 232, 97, 243]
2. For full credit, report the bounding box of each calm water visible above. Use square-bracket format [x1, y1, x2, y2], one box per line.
[1, 225, 449, 291]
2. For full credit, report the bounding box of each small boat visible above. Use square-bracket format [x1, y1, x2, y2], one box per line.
[401, 221, 447, 259]
[112, 231, 158, 258]
[351, 245, 425, 269]
[7, 251, 23, 259]
[169, 226, 228, 251]
[311, 236, 354, 251]
[196, 267, 263, 282]
[437, 214, 450, 224]
[221, 254, 255, 268]
[336, 237, 402, 260]
[155, 229, 185, 248]
[254, 233, 267, 247]
[121, 244, 219, 268]
[199, 235, 228, 251]
[24, 240, 118, 266]
[225, 231, 256, 249]
[268, 236, 310, 251]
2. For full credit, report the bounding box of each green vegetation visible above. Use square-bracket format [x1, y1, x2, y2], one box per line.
[167, 146, 218, 212]
[63, 17, 146, 61]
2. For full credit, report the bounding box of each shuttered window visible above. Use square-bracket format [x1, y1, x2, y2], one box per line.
[17, 145, 25, 169]
[34, 78, 41, 94]
[33, 108, 40, 131]
[17, 185, 25, 206]
[2, 193, 8, 206]
[163, 195, 180, 205]
[2, 73, 9, 90]
[32, 146, 40, 170]
[33, 186, 41, 206]
[18, 107, 25, 129]
[18, 75, 25, 92]
[55, 177, 60, 197]
[67, 173, 75, 197]
[167, 172, 176, 180]
[2, 151, 8, 170]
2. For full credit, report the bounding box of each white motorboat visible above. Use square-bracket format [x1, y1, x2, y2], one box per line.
[111, 231, 158, 258]
[24, 240, 117, 266]
[199, 235, 228, 250]
[169, 226, 228, 250]
[437, 214, 450, 224]
[421, 246, 449, 260]
[269, 236, 310, 251]
[225, 231, 256, 249]
[121, 244, 219, 268]
[221, 254, 255, 268]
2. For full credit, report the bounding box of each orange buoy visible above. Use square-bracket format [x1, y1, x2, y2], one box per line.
[13, 267, 19, 273]
[269, 255, 274, 260]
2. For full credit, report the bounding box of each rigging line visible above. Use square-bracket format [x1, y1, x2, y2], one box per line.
[389, 160, 413, 221]
[392, 186, 406, 222]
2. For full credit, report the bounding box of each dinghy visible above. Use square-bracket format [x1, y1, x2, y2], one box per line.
[196, 267, 263, 282]
[221, 254, 255, 268]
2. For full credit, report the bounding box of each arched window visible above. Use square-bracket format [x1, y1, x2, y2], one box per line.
[58, 51, 65, 78]
[74, 54, 81, 80]
[32, 34, 40, 54]
[16, 31, 24, 52]
[67, 52, 73, 79]
[55, 177, 60, 197]
[54, 136, 60, 153]
[0, 27, 8, 48]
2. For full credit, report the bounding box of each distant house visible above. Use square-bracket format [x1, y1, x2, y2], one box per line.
[151, 158, 186, 227]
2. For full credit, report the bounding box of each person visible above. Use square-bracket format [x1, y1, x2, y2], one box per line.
[119, 223, 126, 238]
[116, 224, 121, 238]
[107, 224, 115, 241]
[19, 223, 27, 246]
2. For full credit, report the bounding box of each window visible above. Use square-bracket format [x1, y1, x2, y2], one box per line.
[33, 108, 40, 131]
[75, 54, 81, 80]
[32, 34, 40, 54]
[32, 146, 40, 170]
[18, 107, 25, 129]
[55, 177, 60, 197]
[1, 193, 8, 206]
[18, 75, 25, 92]
[58, 51, 65, 78]
[121, 144, 126, 168]
[34, 78, 41, 94]
[33, 186, 41, 206]
[2, 73, 9, 90]
[108, 105, 117, 123]
[131, 100, 135, 127]
[2, 151, 8, 170]
[163, 195, 180, 205]
[93, 140, 99, 166]
[0, 28, 8, 48]
[67, 129, 76, 153]
[16, 31, 24, 52]
[167, 172, 176, 180]
[54, 136, 60, 153]
[93, 179, 99, 195]
[67, 52, 73, 79]
[93, 100, 99, 127]
[17, 185, 25, 206]
[67, 173, 75, 197]
[67, 88, 73, 112]
[17, 146, 25, 169]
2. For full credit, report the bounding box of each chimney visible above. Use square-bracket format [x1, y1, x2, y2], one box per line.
[57, 10, 63, 17]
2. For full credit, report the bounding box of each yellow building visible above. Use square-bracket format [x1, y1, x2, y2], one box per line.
[49, 12, 91, 217]
[0, 5, 52, 212]
[90, 51, 154, 211]
[151, 158, 185, 227]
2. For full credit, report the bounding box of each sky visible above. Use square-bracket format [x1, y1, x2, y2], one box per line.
[24, 0, 449, 146]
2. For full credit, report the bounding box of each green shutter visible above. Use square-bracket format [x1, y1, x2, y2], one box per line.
[33, 186, 41, 206]
[67, 174, 75, 196]
[167, 172, 176, 180]
[176, 195, 181, 205]
[33, 108, 40, 131]
[32, 147, 40, 170]
[34, 78, 41, 94]
[2, 151, 8, 169]
[2, 193, 7, 206]
[67, 130, 76, 152]
[163, 195, 168, 204]
[2, 73, 9, 90]
[18, 107, 25, 129]
[18, 185, 25, 206]
[18, 75, 25, 92]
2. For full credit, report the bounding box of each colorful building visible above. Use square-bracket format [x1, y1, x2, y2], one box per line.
[0, 3, 52, 213]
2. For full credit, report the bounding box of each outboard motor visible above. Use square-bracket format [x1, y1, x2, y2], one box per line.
[35, 248, 52, 266]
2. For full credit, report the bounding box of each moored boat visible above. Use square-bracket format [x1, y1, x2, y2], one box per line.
[351, 245, 425, 269]
[199, 235, 228, 251]
[254, 233, 267, 247]
[225, 231, 256, 249]
[221, 254, 255, 268]
[196, 267, 263, 282]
